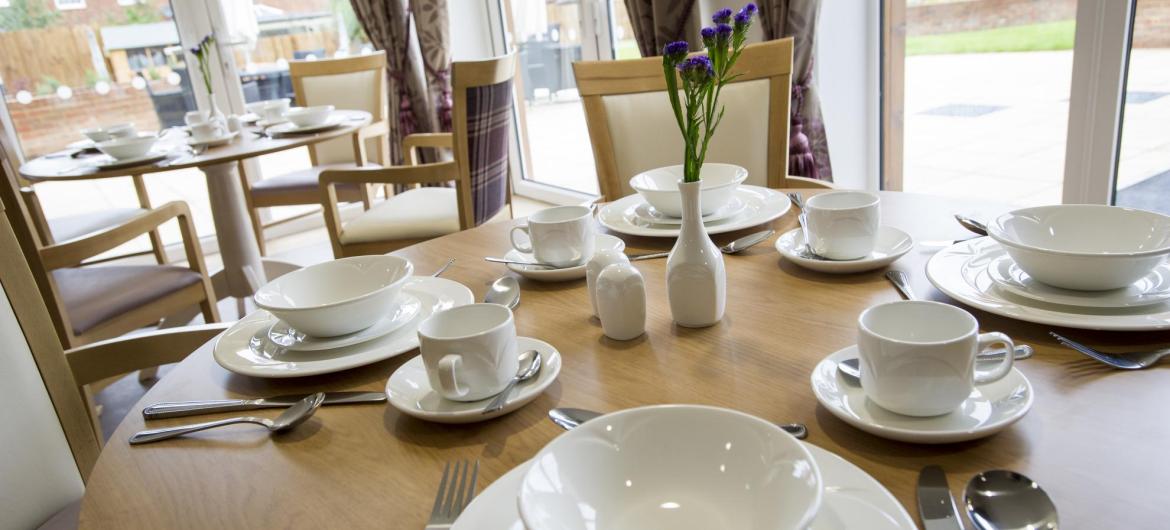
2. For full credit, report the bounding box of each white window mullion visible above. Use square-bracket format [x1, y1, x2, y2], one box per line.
[1062, 0, 1134, 204]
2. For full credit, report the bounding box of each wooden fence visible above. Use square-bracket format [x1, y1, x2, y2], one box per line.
[0, 26, 96, 91]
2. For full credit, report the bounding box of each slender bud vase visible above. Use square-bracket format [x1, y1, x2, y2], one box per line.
[666, 179, 726, 327]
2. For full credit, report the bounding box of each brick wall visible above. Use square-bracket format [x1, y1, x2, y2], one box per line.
[7, 82, 161, 158]
[1134, 0, 1170, 48]
[908, 0, 1170, 48]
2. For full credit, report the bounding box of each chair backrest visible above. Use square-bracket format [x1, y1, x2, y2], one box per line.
[0, 199, 99, 530]
[290, 51, 388, 166]
[573, 38, 795, 201]
[451, 53, 517, 229]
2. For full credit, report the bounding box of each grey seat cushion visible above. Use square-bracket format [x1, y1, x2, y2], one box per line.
[250, 162, 377, 205]
[48, 208, 147, 243]
[53, 266, 203, 335]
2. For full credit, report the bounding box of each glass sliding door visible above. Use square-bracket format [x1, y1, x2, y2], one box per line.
[1114, 0, 1170, 214]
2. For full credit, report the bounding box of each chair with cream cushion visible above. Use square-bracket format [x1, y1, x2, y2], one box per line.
[572, 38, 833, 201]
[238, 52, 387, 255]
[319, 54, 516, 258]
[0, 195, 228, 530]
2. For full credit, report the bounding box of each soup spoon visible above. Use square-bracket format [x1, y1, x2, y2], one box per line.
[964, 470, 1059, 530]
[629, 229, 776, 261]
[129, 392, 325, 445]
[483, 276, 520, 309]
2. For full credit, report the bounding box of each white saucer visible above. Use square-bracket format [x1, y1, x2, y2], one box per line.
[503, 233, 625, 282]
[255, 117, 288, 128]
[453, 442, 914, 530]
[213, 277, 472, 378]
[631, 195, 747, 226]
[386, 337, 561, 424]
[927, 238, 1170, 330]
[988, 253, 1170, 309]
[266, 117, 343, 136]
[775, 226, 914, 274]
[93, 151, 170, 170]
[599, 185, 791, 238]
[187, 130, 239, 148]
[811, 346, 1033, 444]
[267, 294, 421, 352]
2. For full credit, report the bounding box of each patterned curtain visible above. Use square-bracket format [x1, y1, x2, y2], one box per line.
[624, 0, 700, 57]
[759, 0, 833, 181]
[349, 0, 452, 167]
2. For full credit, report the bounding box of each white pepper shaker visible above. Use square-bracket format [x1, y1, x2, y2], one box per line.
[586, 248, 630, 317]
[596, 262, 646, 341]
[226, 114, 243, 133]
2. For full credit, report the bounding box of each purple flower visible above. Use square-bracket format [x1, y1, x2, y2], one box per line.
[735, 3, 756, 27]
[700, 26, 716, 40]
[662, 40, 690, 64]
[743, 2, 758, 15]
[712, 8, 733, 24]
[677, 55, 714, 82]
[716, 23, 734, 39]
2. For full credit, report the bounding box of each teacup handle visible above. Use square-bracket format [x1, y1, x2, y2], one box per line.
[437, 354, 469, 398]
[509, 226, 533, 253]
[973, 332, 1015, 384]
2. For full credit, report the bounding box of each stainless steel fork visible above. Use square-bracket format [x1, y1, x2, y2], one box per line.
[1049, 332, 1170, 369]
[425, 460, 479, 529]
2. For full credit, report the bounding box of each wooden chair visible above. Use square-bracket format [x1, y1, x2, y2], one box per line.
[0, 141, 219, 350]
[572, 38, 833, 201]
[238, 52, 387, 255]
[0, 126, 169, 265]
[318, 54, 517, 258]
[0, 204, 227, 529]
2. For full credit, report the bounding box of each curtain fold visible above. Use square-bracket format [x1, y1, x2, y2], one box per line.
[349, 0, 452, 168]
[624, 0, 700, 57]
[759, 0, 832, 181]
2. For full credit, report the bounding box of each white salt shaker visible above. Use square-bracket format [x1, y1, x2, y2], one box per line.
[586, 249, 630, 317]
[226, 114, 243, 133]
[596, 262, 646, 341]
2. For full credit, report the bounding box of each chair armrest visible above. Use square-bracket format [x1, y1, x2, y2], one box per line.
[320, 161, 457, 188]
[402, 133, 453, 165]
[39, 201, 192, 269]
[785, 175, 836, 189]
[357, 120, 389, 141]
[20, 186, 54, 245]
[66, 323, 230, 386]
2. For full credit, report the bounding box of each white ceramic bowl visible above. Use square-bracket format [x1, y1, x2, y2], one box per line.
[81, 127, 111, 143]
[284, 105, 334, 128]
[629, 164, 747, 217]
[989, 205, 1170, 291]
[253, 255, 414, 337]
[247, 98, 291, 122]
[518, 404, 822, 530]
[95, 133, 157, 160]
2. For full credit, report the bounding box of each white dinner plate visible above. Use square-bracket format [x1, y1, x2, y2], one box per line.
[927, 238, 1170, 330]
[213, 276, 472, 378]
[93, 151, 170, 170]
[385, 337, 561, 424]
[267, 294, 421, 352]
[599, 185, 791, 238]
[452, 442, 915, 530]
[775, 226, 914, 274]
[811, 346, 1033, 444]
[987, 253, 1170, 309]
[631, 195, 747, 226]
[502, 233, 625, 282]
[187, 130, 239, 148]
[266, 116, 343, 136]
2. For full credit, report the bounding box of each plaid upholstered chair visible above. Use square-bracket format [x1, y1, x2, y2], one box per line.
[318, 54, 516, 258]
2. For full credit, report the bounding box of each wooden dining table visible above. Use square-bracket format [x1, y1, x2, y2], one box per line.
[19, 110, 372, 305]
[79, 190, 1170, 528]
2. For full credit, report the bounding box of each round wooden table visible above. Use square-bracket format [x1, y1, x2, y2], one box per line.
[20, 110, 373, 302]
[79, 190, 1170, 528]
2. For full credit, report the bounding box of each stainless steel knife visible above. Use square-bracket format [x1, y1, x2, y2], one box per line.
[142, 391, 386, 420]
[918, 465, 966, 530]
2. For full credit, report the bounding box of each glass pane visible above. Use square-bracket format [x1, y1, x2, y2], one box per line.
[899, 0, 1076, 206]
[509, 0, 598, 195]
[610, 0, 639, 60]
[0, 0, 208, 249]
[1114, 0, 1170, 214]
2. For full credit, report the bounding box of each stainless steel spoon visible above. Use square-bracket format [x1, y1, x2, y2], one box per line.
[129, 392, 325, 444]
[431, 258, 455, 277]
[548, 407, 809, 440]
[629, 229, 776, 261]
[483, 257, 557, 269]
[483, 350, 541, 414]
[964, 470, 1059, 530]
[483, 276, 520, 309]
[955, 214, 989, 237]
[836, 346, 1035, 385]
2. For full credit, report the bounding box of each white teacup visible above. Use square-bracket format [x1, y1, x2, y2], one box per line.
[189, 120, 225, 142]
[105, 123, 137, 139]
[184, 111, 205, 127]
[805, 191, 880, 260]
[417, 304, 519, 402]
[510, 205, 595, 268]
[857, 300, 1015, 417]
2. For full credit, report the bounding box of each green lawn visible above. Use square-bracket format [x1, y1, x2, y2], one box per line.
[906, 20, 1075, 56]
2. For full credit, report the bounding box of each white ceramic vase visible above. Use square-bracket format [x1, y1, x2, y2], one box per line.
[667, 179, 726, 327]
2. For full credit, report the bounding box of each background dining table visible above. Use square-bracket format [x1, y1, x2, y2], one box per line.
[78, 190, 1170, 528]
[19, 110, 373, 306]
